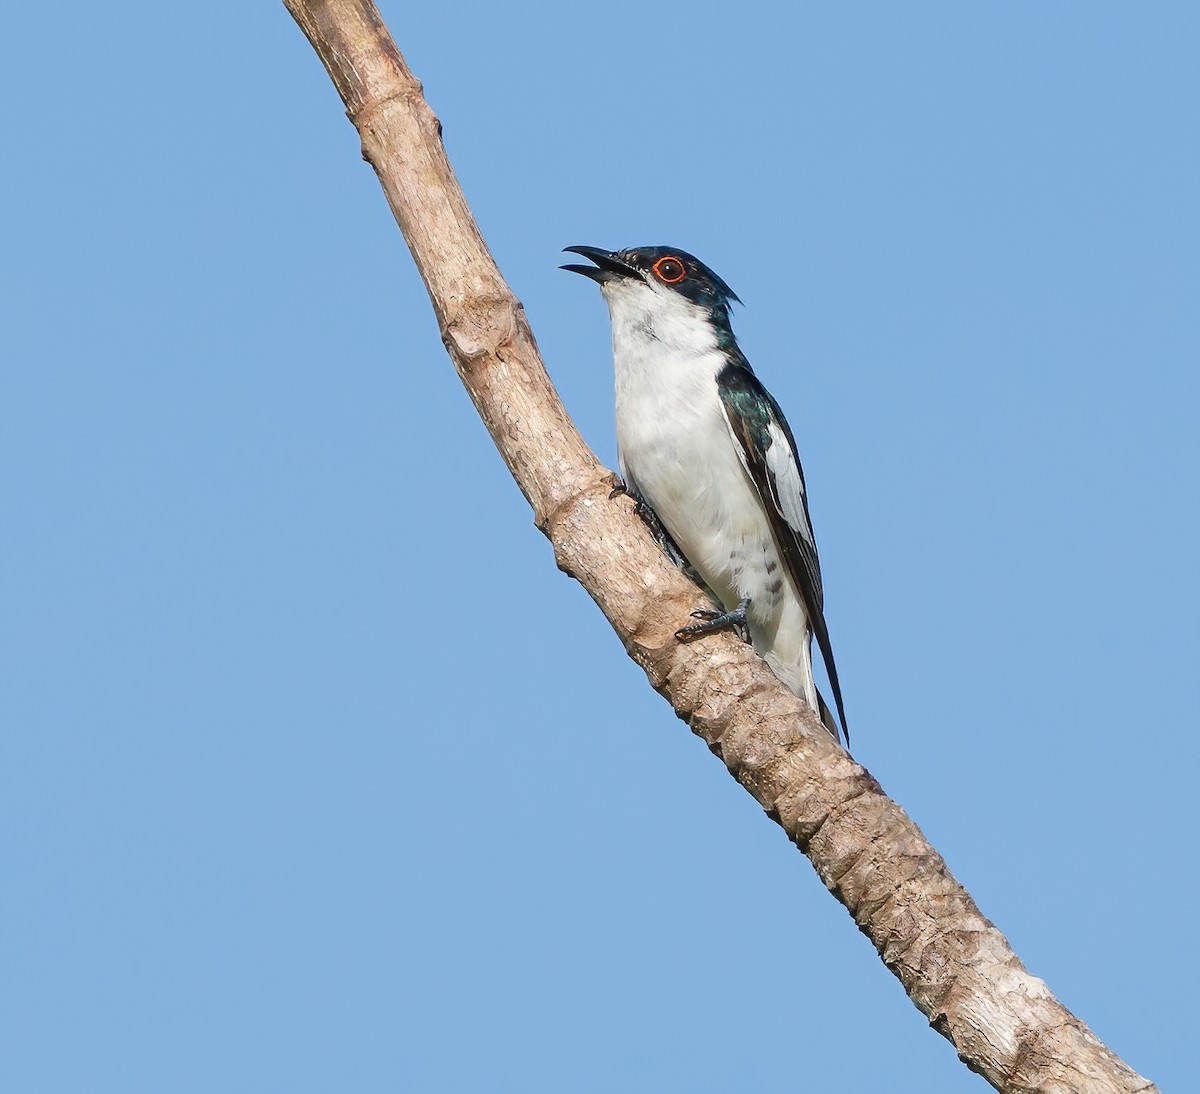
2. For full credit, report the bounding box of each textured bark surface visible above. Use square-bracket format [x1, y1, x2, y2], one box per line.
[283, 4, 1159, 1092]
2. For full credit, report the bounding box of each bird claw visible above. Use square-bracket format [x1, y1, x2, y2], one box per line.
[608, 475, 651, 517]
[675, 598, 752, 643]
[610, 475, 695, 573]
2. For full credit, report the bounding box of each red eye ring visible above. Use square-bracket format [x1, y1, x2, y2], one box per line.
[652, 256, 686, 284]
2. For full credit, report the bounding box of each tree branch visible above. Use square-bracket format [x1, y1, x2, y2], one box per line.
[282, 3, 1158, 1091]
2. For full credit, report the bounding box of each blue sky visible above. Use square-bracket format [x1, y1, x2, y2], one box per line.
[3, 3, 1196, 1091]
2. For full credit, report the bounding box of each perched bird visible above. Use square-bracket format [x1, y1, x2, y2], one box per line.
[562, 245, 849, 743]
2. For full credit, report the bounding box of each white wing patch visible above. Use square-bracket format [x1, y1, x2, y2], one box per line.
[765, 422, 815, 548]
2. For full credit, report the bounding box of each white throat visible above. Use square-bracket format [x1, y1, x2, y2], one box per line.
[600, 277, 722, 364]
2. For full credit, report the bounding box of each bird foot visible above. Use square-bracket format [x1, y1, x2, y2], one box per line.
[608, 475, 656, 523]
[675, 597, 752, 643]
[610, 475, 694, 574]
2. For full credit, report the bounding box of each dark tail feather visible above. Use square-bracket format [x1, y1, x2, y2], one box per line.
[817, 688, 848, 746]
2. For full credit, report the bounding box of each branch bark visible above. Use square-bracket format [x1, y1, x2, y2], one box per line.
[282, 4, 1158, 1091]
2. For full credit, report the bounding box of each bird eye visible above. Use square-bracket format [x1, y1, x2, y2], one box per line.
[652, 256, 686, 284]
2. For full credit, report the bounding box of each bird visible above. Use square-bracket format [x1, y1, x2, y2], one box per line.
[561, 245, 849, 743]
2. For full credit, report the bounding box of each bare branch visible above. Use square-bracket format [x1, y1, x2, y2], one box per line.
[282, 3, 1158, 1091]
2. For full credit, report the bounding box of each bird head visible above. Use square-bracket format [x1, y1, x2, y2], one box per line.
[561, 245, 741, 337]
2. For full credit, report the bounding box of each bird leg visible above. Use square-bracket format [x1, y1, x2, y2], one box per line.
[609, 474, 695, 576]
[675, 597, 752, 643]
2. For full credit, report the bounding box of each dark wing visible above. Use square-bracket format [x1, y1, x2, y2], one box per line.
[716, 363, 849, 742]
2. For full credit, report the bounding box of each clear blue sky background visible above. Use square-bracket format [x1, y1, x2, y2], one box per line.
[3, 3, 1196, 1091]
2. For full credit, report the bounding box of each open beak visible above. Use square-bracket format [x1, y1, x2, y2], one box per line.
[560, 245, 641, 284]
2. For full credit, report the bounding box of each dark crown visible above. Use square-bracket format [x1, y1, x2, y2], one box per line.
[616, 247, 742, 318]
